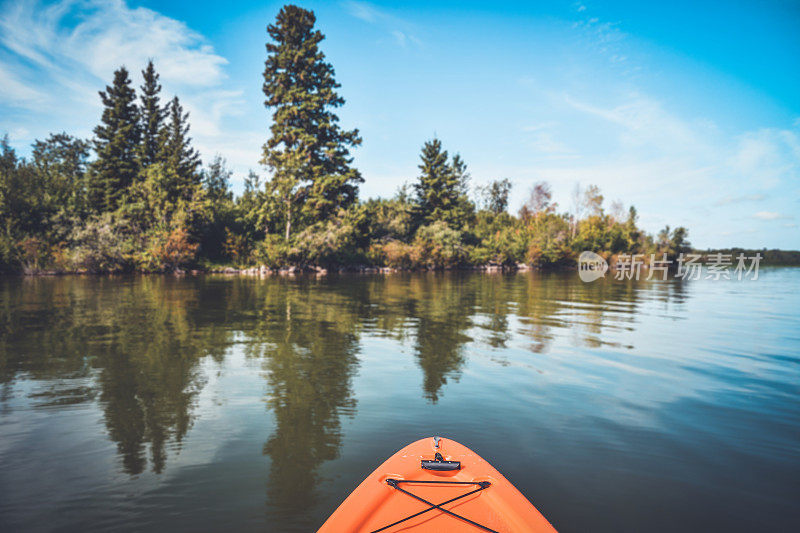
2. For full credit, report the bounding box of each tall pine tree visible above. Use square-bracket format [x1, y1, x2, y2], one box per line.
[413, 138, 473, 226]
[261, 4, 362, 240]
[88, 67, 140, 213]
[138, 60, 165, 169]
[159, 96, 201, 201]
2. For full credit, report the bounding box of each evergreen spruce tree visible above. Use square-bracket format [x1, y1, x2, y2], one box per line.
[88, 67, 140, 212]
[0, 134, 16, 177]
[261, 4, 362, 241]
[202, 155, 233, 204]
[413, 138, 472, 226]
[31, 133, 90, 217]
[0, 135, 20, 230]
[139, 60, 165, 169]
[159, 96, 201, 200]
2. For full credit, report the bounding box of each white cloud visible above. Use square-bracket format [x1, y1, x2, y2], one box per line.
[714, 193, 767, 206]
[531, 94, 720, 211]
[343, 0, 381, 23]
[522, 121, 559, 132]
[0, 0, 256, 179]
[344, 0, 421, 48]
[732, 128, 800, 188]
[562, 93, 711, 154]
[9, 126, 30, 139]
[492, 84, 800, 248]
[527, 131, 575, 157]
[554, 92, 800, 199]
[572, 12, 627, 65]
[391, 30, 407, 47]
[753, 211, 792, 220]
[0, 0, 227, 86]
[0, 62, 48, 105]
[721, 228, 758, 236]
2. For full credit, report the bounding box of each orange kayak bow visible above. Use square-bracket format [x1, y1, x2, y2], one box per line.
[319, 437, 557, 532]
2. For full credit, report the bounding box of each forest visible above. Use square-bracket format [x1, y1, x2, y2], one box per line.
[0, 4, 698, 275]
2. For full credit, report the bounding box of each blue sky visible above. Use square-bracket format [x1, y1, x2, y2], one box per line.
[1, 0, 798, 249]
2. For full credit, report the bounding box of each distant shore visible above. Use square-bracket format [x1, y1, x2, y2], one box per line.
[10, 248, 800, 277]
[8, 262, 537, 277]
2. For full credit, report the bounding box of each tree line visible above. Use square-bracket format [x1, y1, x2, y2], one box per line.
[1, 4, 692, 274]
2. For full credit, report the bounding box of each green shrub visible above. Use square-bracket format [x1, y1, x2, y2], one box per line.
[69, 213, 138, 273]
[222, 228, 251, 266]
[0, 232, 19, 272]
[17, 236, 49, 273]
[370, 240, 417, 269]
[290, 218, 359, 267]
[523, 212, 573, 267]
[148, 227, 200, 271]
[413, 221, 466, 268]
[253, 234, 290, 268]
[467, 244, 493, 265]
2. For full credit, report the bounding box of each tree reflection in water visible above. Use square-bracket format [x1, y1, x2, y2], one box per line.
[0, 277, 213, 475]
[250, 279, 361, 518]
[0, 272, 652, 526]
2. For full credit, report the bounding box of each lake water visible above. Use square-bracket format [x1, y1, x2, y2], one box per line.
[0, 270, 798, 532]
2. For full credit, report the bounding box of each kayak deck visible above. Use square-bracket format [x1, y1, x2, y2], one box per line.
[319, 437, 557, 532]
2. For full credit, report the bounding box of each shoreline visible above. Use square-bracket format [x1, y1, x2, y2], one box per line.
[8, 249, 799, 277]
[9, 256, 800, 277]
[7, 262, 546, 277]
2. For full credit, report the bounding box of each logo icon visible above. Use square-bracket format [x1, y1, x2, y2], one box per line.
[578, 251, 608, 282]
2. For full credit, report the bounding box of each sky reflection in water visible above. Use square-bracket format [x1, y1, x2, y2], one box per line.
[0, 270, 798, 532]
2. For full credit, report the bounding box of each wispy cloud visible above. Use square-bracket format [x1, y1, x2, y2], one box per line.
[343, 0, 381, 23]
[753, 211, 793, 221]
[0, 62, 48, 105]
[522, 121, 559, 132]
[0, 0, 257, 178]
[732, 128, 800, 188]
[721, 228, 758, 236]
[562, 93, 710, 153]
[505, 84, 800, 248]
[571, 10, 628, 68]
[714, 193, 767, 206]
[343, 1, 422, 48]
[526, 131, 575, 158]
[556, 92, 800, 195]
[390, 29, 421, 48]
[0, 0, 228, 86]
